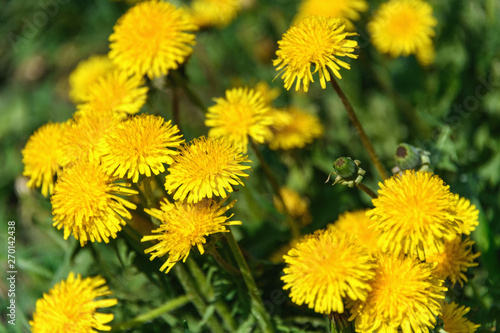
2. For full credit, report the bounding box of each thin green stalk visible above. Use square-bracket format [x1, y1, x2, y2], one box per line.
[173, 264, 225, 332]
[355, 183, 378, 199]
[186, 257, 238, 331]
[110, 295, 190, 332]
[170, 70, 207, 113]
[225, 230, 275, 333]
[328, 76, 389, 180]
[208, 247, 241, 276]
[249, 139, 300, 239]
[172, 85, 183, 134]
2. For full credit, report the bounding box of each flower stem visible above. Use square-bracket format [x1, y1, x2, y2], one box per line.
[355, 183, 378, 199]
[328, 76, 389, 180]
[225, 230, 275, 333]
[249, 139, 300, 239]
[170, 70, 207, 113]
[110, 295, 190, 332]
[173, 264, 225, 332]
[172, 85, 183, 134]
[186, 257, 238, 331]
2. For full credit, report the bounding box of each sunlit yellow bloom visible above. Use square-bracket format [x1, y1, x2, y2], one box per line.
[274, 16, 358, 92]
[165, 136, 251, 203]
[273, 187, 312, 225]
[295, 0, 368, 30]
[439, 302, 480, 333]
[205, 87, 273, 153]
[453, 194, 479, 235]
[51, 161, 137, 246]
[68, 55, 114, 104]
[97, 114, 183, 182]
[426, 237, 480, 287]
[368, 171, 461, 260]
[58, 106, 125, 167]
[29, 272, 117, 333]
[282, 228, 376, 314]
[109, 0, 197, 79]
[368, 0, 436, 61]
[330, 209, 379, 252]
[349, 253, 446, 333]
[78, 70, 148, 115]
[266, 107, 324, 150]
[415, 41, 435, 66]
[22, 122, 65, 197]
[190, 0, 240, 28]
[142, 198, 241, 273]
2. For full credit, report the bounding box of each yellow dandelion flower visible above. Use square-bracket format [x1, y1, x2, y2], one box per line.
[415, 41, 435, 66]
[97, 114, 183, 183]
[367, 0, 437, 59]
[254, 81, 281, 105]
[164, 136, 251, 203]
[349, 253, 447, 333]
[295, 0, 368, 30]
[273, 187, 312, 225]
[29, 272, 117, 333]
[22, 122, 65, 197]
[267, 107, 324, 150]
[190, 0, 240, 28]
[109, 0, 197, 79]
[58, 106, 125, 167]
[330, 209, 379, 252]
[205, 87, 273, 153]
[68, 55, 115, 104]
[142, 198, 241, 273]
[426, 237, 480, 287]
[274, 16, 358, 92]
[282, 228, 376, 314]
[453, 194, 479, 235]
[440, 302, 480, 333]
[51, 161, 137, 246]
[368, 170, 461, 260]
[78, 70, 148, 115]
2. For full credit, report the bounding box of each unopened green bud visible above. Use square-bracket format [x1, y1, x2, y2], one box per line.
[395, 143, 420, 170]
[333, 157, 358, 181]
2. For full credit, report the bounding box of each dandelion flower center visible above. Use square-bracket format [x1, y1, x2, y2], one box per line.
[368, 170, 461, 260]
[142, 199, 241, 273]
[165, 136, 251, 203]
[274, 16, 358, 92]
[282, 228, 375, 314]
[29, 273, 117, 333]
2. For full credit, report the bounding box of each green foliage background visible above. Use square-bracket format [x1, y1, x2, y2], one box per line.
[0, 0, 499, 332]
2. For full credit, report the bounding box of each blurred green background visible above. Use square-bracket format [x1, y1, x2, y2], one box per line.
[1, 0, 499, 332]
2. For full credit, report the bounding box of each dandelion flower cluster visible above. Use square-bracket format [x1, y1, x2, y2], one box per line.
[426, 236, 480, 287]
[109, 0, 198, 79]
[189, 0, 240, 28]
[22, 122, 66, 197]
[142, 198, 241, 273]
[295, 0, 368, 29]
[165, 136, 251, 203]
[331, 209, 379, 252]
[282, 228, 376, 314]
[78, 70, 148, 115]
[68, 55, 115, 104]
[58, 106, 125, 167]
[368, 170, 461, 260]
[51, 161, 137, 246]
[349, 253, 447, 333]
[98, 114, 184, 182]
[266, 107, 324, 150]
[205, 87, 273, 153]
[368, 0, 436, 63]
[274, 16, 358, 92]
[29, 272, 117, 333]
[440, 302, 480, 333]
